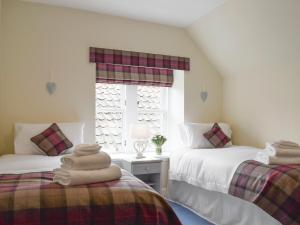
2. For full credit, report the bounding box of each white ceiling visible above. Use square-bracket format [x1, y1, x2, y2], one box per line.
[22, 0, 227, 27]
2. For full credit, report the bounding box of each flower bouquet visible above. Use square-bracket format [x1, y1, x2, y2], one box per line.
[151, 135, 167, 155]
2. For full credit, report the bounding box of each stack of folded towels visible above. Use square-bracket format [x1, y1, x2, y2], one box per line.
[53, 144, 122, 186]
[256, 140, 300, 165]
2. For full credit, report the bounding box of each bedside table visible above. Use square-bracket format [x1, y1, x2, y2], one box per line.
[121, 155, 169, 194]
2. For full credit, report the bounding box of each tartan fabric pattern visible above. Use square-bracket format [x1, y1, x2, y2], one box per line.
[31, 123, 73, 156]
[0, 171, 181, 225]
[229, 160, 300, 225]
[96, 63, 173, 87]
[90, 47, 190, 71]
[203, 123, 231, 148]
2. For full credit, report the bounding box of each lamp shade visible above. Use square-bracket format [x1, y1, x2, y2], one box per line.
[130, 123, 151, 140]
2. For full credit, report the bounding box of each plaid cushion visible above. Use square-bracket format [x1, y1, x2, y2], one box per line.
[31, 123, 73, 156]
[203, 123, 231, 148]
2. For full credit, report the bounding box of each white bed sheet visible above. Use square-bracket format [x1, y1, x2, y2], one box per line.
[168, 180, 281, 225]
[169, 146, 261, 193]
[0, 154, 62, 174]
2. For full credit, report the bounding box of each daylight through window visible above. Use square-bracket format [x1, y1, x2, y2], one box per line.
[96, 83, 167, 153]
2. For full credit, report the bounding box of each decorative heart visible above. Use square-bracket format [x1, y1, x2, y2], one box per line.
[46, 82, 56, 95]
[200, 91, 208, 102]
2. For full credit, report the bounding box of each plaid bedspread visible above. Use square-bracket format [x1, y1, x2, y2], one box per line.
[0, 170, 181, 225]
[229, 160, 300, 225]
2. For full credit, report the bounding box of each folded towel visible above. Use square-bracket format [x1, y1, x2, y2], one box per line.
[61, 152, 111, 170]
[53, 165, 122, 186]
[272, 140, 299, 149]
[266, 145, 300, 157]
[255, 151, 300, 165]
[269, 156, 300, 165]
[74, 144, 101, 156]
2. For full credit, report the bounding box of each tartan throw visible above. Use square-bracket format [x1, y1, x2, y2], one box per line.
[0, 170, 181, 225]
[203, 123, 231, 148]
[90, 47, 190, 71]
[31, 123, 73, 156]
[229, 160, 300, 225]
[96, 63, 173, 87]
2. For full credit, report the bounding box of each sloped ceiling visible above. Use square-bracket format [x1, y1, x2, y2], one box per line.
[186, 0, 300, 147]
[21, 0, 227, 27]
[186, 0, 300, 78]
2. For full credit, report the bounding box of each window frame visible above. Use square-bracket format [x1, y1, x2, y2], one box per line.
[96, 84, 168, 153]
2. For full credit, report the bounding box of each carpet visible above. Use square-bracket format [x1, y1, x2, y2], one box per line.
[169, 201, 214, 225]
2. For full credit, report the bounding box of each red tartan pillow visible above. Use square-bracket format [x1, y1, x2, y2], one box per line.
[31, 123, 73, 156]
[203, 123, 231, 148]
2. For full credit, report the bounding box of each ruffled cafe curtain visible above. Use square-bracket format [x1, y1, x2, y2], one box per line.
[89, 47, 190, 87]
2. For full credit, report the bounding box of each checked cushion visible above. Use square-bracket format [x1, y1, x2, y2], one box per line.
[203, 123, 231, 148]
[31, 123, 73, 156]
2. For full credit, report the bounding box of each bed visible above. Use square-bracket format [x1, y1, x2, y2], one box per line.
[168, 146, 300, 225]
[0, 154, 181, 225]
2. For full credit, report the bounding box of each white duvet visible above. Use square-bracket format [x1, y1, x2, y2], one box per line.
[169, 146, 261, 194]
[0, 154, 62, 174]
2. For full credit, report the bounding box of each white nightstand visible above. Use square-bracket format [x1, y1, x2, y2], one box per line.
[120, 154, 170, 195]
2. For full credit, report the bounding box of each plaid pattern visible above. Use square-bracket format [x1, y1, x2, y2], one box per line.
[90, 47, 190, 71]
[229, 160, 300, 225]
[31, 123, 73, 156]
[0, 171, 181, 225]
[203, 123, 231, 148]
[96, 63, 173, 87]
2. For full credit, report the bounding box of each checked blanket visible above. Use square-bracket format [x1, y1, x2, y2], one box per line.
[0, 171, 181, 225]
[229, 160, 300, 225]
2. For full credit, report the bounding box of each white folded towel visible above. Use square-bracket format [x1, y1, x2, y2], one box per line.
[266, 145, 300, 157]
[272, 140, 299, 149]
[53, 165, 122, 186]
[255, 151, 300, 165]
[268, 156, 300, 165]
[61, 152, 111, 170]
[74, 144, 101, 156]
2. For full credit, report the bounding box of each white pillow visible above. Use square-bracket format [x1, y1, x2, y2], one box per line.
[14, 122, 85, 155]
[178, 124, 189, 146]
[179, 123, 232, 149]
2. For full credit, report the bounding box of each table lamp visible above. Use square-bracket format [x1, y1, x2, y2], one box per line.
[131, 123, 150, 159]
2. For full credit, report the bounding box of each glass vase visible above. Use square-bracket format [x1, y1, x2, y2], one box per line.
[155, 146, 162, 155]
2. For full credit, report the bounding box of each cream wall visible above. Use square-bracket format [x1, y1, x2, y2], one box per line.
[187, 0, 300, 147]
[0, 0, 4, 153]
[0, 0, 222, 154]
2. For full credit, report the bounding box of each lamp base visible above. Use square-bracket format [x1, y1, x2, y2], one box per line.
[133, 140, 148, 159]
[136, 152, 146, 159]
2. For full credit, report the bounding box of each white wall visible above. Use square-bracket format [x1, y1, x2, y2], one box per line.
[167, 70, 185, 150]
[0, 0, 222, 154]
[187, 0, 300, 147]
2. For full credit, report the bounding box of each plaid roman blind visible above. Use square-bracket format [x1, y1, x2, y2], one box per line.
[90, 47, 190, 87]
[96, 63, 173, 87]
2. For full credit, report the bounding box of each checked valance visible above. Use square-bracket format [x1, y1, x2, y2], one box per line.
[90, 47, 190, 87]
[90, 47, 190, 71]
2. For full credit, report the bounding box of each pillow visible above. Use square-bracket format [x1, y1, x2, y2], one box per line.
[178, 124, 189, 146]
[203, 123, 231, 148]
[31, 123, 73, 156]
[14, 122, 85, 155]
[178, 122, 232, 148]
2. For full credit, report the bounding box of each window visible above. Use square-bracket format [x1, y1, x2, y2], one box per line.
[95, 84, 124, 152]
[137, 86, 166, 135]
[96, 84, 167, 153]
